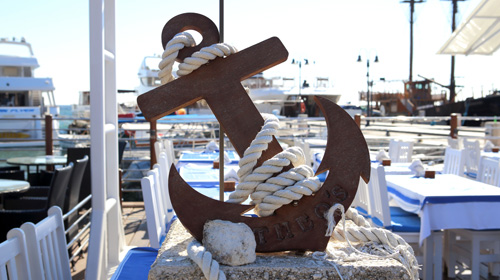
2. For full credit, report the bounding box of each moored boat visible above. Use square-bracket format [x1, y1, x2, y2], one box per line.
[0, 37, 60, 146]
[243, 74, 341, 117]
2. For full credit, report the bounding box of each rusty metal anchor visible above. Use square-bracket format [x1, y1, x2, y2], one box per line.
[136, 13, 370, 252]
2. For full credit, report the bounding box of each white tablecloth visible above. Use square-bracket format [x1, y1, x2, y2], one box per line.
[178, 163, 238, 188]
[482, 151, 500, 159]
[386, 174, 500, 244]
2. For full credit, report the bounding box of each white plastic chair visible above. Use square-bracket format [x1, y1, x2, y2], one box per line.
[445, 156, 500, 279]
[21, 206, 71, 280]
[463, 139, 481, 178]
[388, 140, 413, 163]
[157, 152, 175, 223]
[141, 172, 167, 249]
[0, 228, 31, 280]
[293, 138, 312, 167]
[351, 178, 371, 218]
[446, 228, 500, 280]
[163, 139, 176, 167]
[154, 140, 165, 162]
[477, 156, 500, 186]
[442, 147, 466, 176]
[447, 137, 461, 150]
[368, 165, 444, 280]
[388, 139, 399, 162]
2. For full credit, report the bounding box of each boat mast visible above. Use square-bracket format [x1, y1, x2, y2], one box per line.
[402, 0, 425, 83]
[443, 0, 465, 103]
[219, 0, 224, 42]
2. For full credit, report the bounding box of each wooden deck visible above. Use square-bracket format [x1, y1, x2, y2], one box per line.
[71, 202, 148, 280]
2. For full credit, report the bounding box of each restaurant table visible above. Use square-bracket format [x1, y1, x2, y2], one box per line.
[177, 162, 241, 202]
[6, 155, 67, 174]
[176, 150, 240, 171]
[0, 178, 30, 209]
[482, 151, 500, 159]
[374, 162, 442, 176]
[178, 150, 240, 164]
[178, 163, 239, 188]
[385, 173, 500, 244]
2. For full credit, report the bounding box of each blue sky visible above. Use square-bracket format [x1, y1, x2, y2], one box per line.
[1, 0, 498, 105]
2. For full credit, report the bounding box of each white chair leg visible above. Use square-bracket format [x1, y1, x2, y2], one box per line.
[423, 236, 433, 280]
[490, 241, 500, 276]
[422, 232, 443, 280]
[446, 230, 457, 278]
[471, 238, 480, 280]
[433, 232, 443, 280]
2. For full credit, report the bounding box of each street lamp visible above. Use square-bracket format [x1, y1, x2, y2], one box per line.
[291, 58, 312, 95]
[291, 59, 312, 115]
[357, 52, 379, 122]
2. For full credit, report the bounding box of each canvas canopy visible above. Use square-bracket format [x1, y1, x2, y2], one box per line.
[438, 0, 500, 55]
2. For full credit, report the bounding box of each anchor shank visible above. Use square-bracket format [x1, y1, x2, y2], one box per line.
[207, 84, 283, 161]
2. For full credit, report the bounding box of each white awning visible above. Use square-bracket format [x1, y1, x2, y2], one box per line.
[438, 0, 500, 55]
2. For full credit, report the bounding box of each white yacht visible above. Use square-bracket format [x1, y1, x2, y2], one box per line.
[133, 56, 341, 117]
[0, 37, 59, 145]
[242, 74, 341, 117]
[135, 55, 162, 96]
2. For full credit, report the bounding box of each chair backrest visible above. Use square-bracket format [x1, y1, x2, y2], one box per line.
[64, 156, 89, 213]
[163, 139, 176, 166]
[0, 166, 20, 172]
[397, 141, 413, 163]
[443, 147, 466, 176]
[0, 228, 31, 280]
[389, 140, 413, 163]
[21, 206, 71, 280]
[477, 156, 500, 187]
[367, 165, 392, 228]
[0, 170, 25, 181]
[66, 147, 91, 203]
[156, 154, 174, 223]
[293, 138, 312, 167]
[154, 141, 164, 163]
[447, 137, 461, 150]
[64, 156, 89, 241]
[141, 174, 165, 249]
[46, 164, 73, 211]
[463, 139, 481, 176]
[388, 140, 399, 162]
[351, 177, 371, 218]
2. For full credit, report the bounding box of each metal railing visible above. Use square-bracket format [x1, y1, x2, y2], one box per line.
[2, 112, 500, 198]
[62, 194, 92, 266]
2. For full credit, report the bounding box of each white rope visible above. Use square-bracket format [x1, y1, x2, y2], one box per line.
[158, 32, 237, 85]
[227, 114, 321, 216]
[158, 32, 195, 84]
[187, 240, 226, 280]
[324, 205, 419, 280]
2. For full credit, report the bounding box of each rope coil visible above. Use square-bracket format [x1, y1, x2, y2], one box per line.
[159, 32, 237, 85]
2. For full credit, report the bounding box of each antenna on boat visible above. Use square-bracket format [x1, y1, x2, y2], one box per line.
[401, 0, 425, 83]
